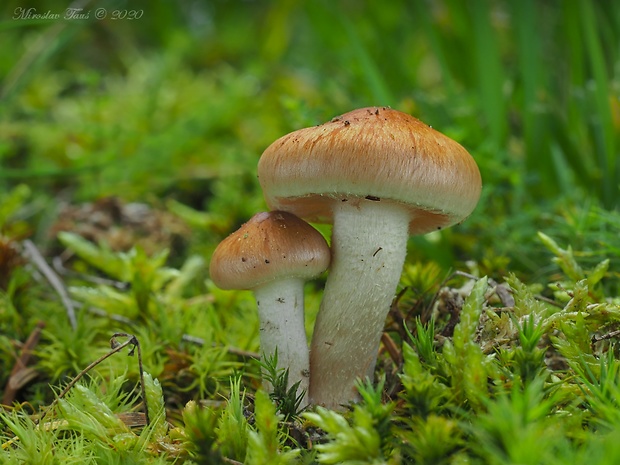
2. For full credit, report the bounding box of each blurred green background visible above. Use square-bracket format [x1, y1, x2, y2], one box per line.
[0, 0, 618, 279]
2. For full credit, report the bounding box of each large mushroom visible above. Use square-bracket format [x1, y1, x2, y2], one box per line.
[209, 211, 330, 403]
[257, 107, 481, 408]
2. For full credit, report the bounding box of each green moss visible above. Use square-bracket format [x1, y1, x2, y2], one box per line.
[1, 1, 620, 463]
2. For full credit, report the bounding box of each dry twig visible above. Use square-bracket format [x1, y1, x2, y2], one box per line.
[38, 333, 150, 426]
[23, 240, 77, 331]
[2, 321, 46, 405]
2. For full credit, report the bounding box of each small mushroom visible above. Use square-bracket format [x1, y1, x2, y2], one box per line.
[258, 107, 482, 408]
[209, 211, 330, 403]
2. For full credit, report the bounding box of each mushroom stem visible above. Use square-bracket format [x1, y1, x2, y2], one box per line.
[309, 199, 409, 408]
[254, 277, 310, 404]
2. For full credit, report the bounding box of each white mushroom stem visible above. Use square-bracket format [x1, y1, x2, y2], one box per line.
[254, 277, 310, 405]
[309, 200, 409, 408]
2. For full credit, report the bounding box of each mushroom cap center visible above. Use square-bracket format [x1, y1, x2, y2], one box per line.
[209, 211, 331, 290]
[258, 107, 482, 234]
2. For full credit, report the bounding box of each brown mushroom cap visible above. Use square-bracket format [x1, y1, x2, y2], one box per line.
[209, 211, 330, 290]
[257, 107, 482, 234]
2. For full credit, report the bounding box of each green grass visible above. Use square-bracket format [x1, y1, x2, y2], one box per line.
[0, 0, 620, 463]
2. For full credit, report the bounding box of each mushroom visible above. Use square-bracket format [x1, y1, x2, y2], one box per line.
[257, 107, 482, 408]
[209, 210, 330, 403]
